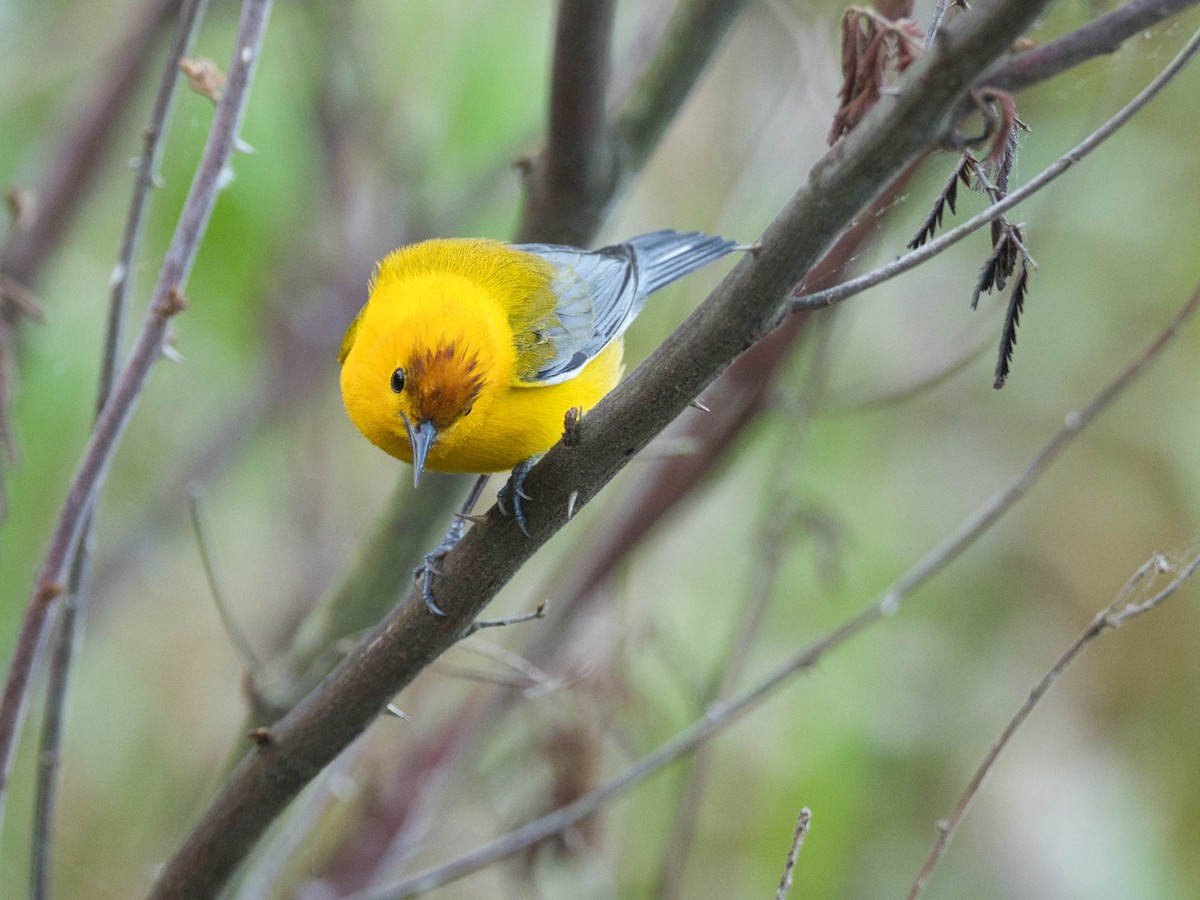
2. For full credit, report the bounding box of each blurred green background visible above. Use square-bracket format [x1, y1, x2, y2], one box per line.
[2, 0, 1200, 897]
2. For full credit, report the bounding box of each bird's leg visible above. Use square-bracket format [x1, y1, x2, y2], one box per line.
[496, 458, 535, 537]
[414, 473, 490, 616]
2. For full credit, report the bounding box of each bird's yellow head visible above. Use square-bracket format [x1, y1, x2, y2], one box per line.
[339, 256, 522, 484]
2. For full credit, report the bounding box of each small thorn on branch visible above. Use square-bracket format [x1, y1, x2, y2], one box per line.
[248, 727, 273, 748]
[385, 704, 412, 721]
[466, 601, 549, 636]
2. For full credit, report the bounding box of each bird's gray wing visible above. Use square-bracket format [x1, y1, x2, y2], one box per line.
[511, 243, 639, 385]
[512, 231, 736, 385]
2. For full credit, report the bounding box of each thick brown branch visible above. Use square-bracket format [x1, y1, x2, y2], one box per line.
[147, 0, 1056, 895]
[517, 0, 750, 245]
[515, 0, 617, 245]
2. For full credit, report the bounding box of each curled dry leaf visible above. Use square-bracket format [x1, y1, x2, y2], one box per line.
[829, 7, 924, 144]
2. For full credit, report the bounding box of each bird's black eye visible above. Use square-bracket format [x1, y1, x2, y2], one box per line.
[462, 405, 473, 417]
[390, 368, 406, 393]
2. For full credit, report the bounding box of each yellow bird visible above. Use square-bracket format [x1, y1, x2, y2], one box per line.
[339, 230, 736, 613]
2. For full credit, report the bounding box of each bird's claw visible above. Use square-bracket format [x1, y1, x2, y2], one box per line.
[497, 460, 535, 537]
[414, 554, 449, 617]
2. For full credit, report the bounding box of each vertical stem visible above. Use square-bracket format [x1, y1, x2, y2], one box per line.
[0, 0, 272, 843]
[27, 3, 212, 890]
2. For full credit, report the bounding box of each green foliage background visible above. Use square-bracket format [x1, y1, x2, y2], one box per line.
[1, 0, 1199, 897]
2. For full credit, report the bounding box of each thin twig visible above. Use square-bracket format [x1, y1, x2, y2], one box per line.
[906, 548, 1200, 900]
[984, 0, 1200, 94]
[0, 0, 273, 825]
[189, 490, 267, 677]
[464, 601, 548, 636]
[341, 276, 1200, 900]
[776, 808, 812, 900]
[794, 24, 1200, 311]
[28, 4, 210, 894]
[0, 0, 183, 472]
[923, 0, 958, 47]
[884, 278, 1200, 609]
[658, 331, 833, 900]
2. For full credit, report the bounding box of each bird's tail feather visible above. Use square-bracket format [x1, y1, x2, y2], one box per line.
[628, 230, 738, 295]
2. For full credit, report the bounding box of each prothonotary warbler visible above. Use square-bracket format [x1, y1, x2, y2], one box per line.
[339, 229, 737, 614]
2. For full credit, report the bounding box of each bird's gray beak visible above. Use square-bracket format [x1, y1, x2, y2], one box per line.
[401, 414, 437, 487]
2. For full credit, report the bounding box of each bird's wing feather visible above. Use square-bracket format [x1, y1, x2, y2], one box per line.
[511, 231, 736, 385]
[510, 243, 639, 385]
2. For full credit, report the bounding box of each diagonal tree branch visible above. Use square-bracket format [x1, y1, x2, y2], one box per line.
[345, 274, 1200, 900]
[146, 0, 1058, 895]
[983, 0, 1200, 93]
[0, 0, 273, 835]
[30, 6, 212, 892]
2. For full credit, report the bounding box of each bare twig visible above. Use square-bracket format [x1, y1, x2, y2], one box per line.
[906, 549, 1200, 900]
[0, 0, 183, 470]
[924, 0, 960, 46]
[794, 24, 1200, 310]
[342, 276, 1200, 900]
[658, 337, 833, 900]
[28, 4, 210, 894]
[464, 602, 549, 636]
[189, 490, 266, 677]
[0, 0, 273, 826]
[984, 0, 1200, 94]
[776, 808, 812, 900]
